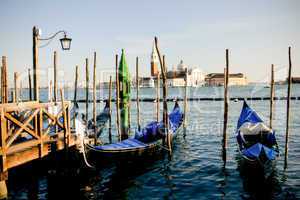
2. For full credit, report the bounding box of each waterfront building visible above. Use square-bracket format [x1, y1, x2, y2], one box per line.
[205, 73, 248, 86]
[166, 60, 205, 87]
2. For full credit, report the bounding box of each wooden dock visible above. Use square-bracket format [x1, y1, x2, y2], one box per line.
[0, 101, 78, 195]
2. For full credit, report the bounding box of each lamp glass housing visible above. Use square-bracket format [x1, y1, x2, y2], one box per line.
[60, 37, 72, 50]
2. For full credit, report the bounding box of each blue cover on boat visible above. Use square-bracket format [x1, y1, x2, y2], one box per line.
[94, 138, 146, 150]
[134, 102, 183, 143]
[169, 103, 184, 132]
[134, 121, 164, 143]
[236, 100, 278, 160]
[237, 101, 263, 130]
[242, 143, 277, 160]
[93, 102, 183, 151]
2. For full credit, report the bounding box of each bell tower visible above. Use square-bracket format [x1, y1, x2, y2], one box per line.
[151, 41, 159, 76]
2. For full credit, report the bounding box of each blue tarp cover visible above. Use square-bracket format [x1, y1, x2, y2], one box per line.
[94, 103, 183, 151]
[241, 143, 277, 160]
[94, 138, 146, 150]
[237, 100, 278, 160]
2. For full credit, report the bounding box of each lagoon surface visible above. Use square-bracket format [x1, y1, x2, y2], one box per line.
[8, 85, 300, 199]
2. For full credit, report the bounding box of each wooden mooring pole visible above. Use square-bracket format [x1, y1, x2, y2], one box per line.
[108, 76, 112, 142]
[136, 57, 141, 131]
[0, 57, 8, 198]
[73, 65, 79, 127]
[128, 95, 131, 130]
[28, 68, 32, 101]
[53, 51, 58, 103]
[33, 26, 39, 102]
[284, 47, 292, 169]
[0, 66, 2, 103]
[115, 54, 121, 140]
[1, 56, 8, 103]
[85, 58, 89, 124]
[93, 52, 97, 145]
[183, 68, 188, 130]
[222, 49, 229, 164]
[269, 64, 275, 129]
[74, 66, 79, 103]
[156, 72, 160, 122]
[14, 72, 19, 103]
[154, 37, 170, 153]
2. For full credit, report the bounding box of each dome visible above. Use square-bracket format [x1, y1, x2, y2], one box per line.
[177, 60, 188, 71]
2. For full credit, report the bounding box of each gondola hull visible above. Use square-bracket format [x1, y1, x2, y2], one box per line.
[236, 101, 279, 177]
[86, 125, 183, 161]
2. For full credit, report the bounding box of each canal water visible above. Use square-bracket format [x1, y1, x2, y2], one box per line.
[8, 85, 300, 199]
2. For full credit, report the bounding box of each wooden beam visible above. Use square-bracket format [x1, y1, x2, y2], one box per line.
[0, 108, 7, 172]
[5, 109, 40, 147]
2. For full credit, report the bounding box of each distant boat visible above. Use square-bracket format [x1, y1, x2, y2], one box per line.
[236, 100, 279, 176]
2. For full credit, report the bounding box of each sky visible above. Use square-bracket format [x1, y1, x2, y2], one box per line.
[0, 0, 299, 87]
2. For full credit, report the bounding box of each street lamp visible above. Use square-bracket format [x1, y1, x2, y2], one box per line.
[32, 26, 72, 101]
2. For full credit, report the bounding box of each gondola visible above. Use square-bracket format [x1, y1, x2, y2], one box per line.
[236, 100, 279, 174]
[87, 100, 110, 138]
[86, 102, 183, 159]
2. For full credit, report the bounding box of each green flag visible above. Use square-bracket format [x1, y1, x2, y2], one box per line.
[119, 49, 130, 138]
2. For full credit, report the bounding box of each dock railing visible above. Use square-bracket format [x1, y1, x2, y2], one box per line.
[0, 101, 76, 178]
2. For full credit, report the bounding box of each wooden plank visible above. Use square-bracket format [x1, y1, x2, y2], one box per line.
[0, 108, 7, 172]
[5, 109, 40, 147]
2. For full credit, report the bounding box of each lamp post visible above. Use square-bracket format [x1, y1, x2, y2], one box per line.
[32, 26, 72, 101]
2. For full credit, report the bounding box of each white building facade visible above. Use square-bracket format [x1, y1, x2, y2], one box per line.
[166, 60, 206, 87]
